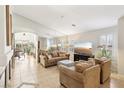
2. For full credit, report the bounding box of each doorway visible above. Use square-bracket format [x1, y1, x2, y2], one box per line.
[14, 32, 38, 61]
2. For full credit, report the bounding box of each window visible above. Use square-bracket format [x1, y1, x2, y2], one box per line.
[74, 42, 92, 48]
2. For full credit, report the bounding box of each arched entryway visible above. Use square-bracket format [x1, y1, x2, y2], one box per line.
[14, 32, 38, 62]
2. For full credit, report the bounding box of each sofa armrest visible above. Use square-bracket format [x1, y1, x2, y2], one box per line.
[83, 65, 100, 87]
[59, 65, 84, 83]
[40, 55, 48, 66]
[101, 60, 111, 83]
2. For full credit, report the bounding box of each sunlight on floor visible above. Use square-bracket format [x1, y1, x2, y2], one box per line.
[8, 55, 124, 88]
[9, 55, 62, 88]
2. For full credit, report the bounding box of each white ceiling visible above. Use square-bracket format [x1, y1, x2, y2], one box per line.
[13, 5, 124, 36]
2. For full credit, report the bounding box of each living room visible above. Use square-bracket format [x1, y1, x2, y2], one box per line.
[0, 5, 124, 89]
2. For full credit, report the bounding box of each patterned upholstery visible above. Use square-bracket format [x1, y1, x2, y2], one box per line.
[95, 58, 111, 84]
[59, 64, 100, 88]
[40, 51, 70, 68]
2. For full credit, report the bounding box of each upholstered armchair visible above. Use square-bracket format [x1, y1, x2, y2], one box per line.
[95, 58, 111, 84]
[59, 64, 100, 88]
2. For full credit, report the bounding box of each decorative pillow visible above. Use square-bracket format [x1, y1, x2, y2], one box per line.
[65, 53, 70, 57]
[59, 53, 66, 57]
[48, 54, 52, 59]
[74, 60, 84, 65]
[51, 52, 58, 57]
[88, 58, 95, 66]
[75, 63, 92, 73]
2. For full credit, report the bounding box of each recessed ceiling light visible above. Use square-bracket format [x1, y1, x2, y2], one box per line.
[61, 16, 64, 18]
[23, 33, 26, 36]
[72, 24, 76, 27]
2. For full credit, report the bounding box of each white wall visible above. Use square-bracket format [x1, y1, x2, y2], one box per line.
[13, 13, 62, 38]
[0, 6, 6, 65]
[15, 32, 37, 44]
[38, 37, 47, 50]
[0, 6, 13, 66]
[68, 26, 117, 41]
[0, 6, 5, 55]
[68, 26, 118, 72]
[13, 13, 39, 35]
[118, 16, 124, 75]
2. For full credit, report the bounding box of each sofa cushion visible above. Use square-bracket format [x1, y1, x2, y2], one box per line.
[58, 57, 68, 61]
[51, 51, 59, 57]
[50, 57, 67, 62]
[75, 63, 92, 73]
[59, 51, 66, 54]
[75, 59, 95, 66]
[48, 58, 57, 62]
[59, 53, 66, 57]
[56, 57, 63, 61]
[55, 57, 66, 61]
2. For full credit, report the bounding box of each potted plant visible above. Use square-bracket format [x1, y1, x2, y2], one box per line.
[96, 45, 112, 59]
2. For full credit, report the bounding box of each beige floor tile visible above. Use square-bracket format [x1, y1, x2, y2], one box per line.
[8, 55, 124, 88]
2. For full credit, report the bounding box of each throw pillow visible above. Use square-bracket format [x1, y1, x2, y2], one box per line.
[48, 54, 52, 59]
[51, 52, 58, 57]
[75, 63, 92, 73]
[88, 58, 95, 66]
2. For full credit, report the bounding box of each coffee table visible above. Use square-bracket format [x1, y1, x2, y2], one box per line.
[57, 60, 74, 67]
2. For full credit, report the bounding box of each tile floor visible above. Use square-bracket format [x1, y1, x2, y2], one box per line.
[8, 55, 124, 88]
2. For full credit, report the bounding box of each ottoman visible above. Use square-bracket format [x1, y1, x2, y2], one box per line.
[57, 60, 74, 67]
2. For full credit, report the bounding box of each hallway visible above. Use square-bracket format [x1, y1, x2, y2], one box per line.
[8, 55, 60, 88]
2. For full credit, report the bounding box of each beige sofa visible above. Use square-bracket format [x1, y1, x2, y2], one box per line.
[40, 51, 69, 68]
[59, 64, 100, 88]
[95, 58, 111, 84]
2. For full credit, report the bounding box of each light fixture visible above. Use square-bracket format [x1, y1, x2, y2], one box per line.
[23, 33, 26, 36]
[61, 16, 64, 18]
[72, 24, 76, 27]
